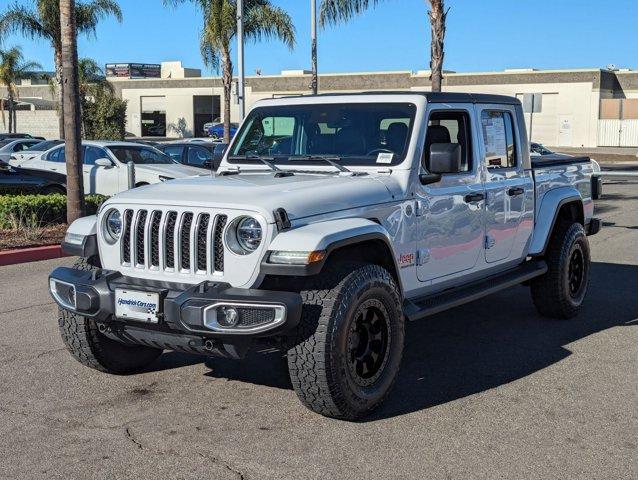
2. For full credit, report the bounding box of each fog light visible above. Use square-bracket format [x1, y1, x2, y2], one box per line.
[217, 306, 239, 327]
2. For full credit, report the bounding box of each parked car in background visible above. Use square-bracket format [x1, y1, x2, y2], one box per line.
[0, 133, 45, 141]
[7, 139, 63, 166]
[20, 141, 204, 196]
[0, 161, 66, 195]
[0, 138, 42, 163]
[202, 117, 221, 136]
[157, 142, 220, 170]
[207, 122, 238, 139]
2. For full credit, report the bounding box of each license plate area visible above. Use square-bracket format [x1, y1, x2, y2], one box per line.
[115, 289, 161, 323]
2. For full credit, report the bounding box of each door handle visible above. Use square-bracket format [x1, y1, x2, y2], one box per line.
[508, 187, 525, 196]
[464, 192, 485, 203]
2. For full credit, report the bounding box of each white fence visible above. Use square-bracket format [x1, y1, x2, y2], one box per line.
[598, 119, 638, 147]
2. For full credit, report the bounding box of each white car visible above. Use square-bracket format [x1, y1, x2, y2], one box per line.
[8, 139, 64, 166]
[19, 140, 204, 196]
[0, 138, 42, 164]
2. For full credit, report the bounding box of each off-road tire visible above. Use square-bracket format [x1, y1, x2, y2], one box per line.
[531, 222, 590, 319]
[287, 263, 404, 420]
[57, 256, 163, 374]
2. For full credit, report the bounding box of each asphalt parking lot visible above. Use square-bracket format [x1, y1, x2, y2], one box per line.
[1, 178, 637, 480]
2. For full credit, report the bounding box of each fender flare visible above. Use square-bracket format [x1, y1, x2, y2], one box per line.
[261, 217, 401, 285]
[529, 187, 584, 256]
[61, 215, 98, 257]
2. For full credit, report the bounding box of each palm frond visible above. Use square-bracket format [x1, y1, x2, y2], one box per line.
[319, 0, 382, 26]
[75, 0, 123, 37]
[0, 3, 52, 43]
[244, 2, 296, 49]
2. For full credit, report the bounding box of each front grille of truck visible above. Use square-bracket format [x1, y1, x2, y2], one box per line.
[120, 209, 228, 275]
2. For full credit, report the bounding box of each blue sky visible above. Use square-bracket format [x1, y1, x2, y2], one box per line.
[2, 0, 637, 75]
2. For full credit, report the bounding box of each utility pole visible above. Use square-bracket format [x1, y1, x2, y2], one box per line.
[237, 0, 245, 120]
[310, 0, 318, 94]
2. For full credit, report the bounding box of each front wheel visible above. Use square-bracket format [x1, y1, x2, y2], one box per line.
[287, 264, 405, 420]
[58, 257, 163, 374]
[531, 222, 590, 319]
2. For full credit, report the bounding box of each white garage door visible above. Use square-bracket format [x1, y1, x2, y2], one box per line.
[141, 96, 166, 113]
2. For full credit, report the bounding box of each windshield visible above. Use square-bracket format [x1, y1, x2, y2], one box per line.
[229, 103, 416, 167]
[26, 140, 62, 152]
[107, 145, 175, 165]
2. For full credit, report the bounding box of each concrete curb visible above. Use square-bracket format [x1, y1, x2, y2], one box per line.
[0, 245, 69, 267]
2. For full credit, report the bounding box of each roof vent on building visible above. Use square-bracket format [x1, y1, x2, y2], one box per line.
[281, 70, 311, 76]
[504, 68, 538, 73]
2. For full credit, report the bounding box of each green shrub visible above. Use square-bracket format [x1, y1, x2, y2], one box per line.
[0, 194, 108, 229]
[83, 89, 128, 140]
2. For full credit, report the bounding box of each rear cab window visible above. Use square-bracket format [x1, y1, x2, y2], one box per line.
[480, 111, 517, 169]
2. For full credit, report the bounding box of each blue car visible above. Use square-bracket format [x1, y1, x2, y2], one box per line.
[208, 123, 238, 139]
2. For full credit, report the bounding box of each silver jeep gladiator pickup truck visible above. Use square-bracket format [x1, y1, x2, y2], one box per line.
[49, 92, 601, 419]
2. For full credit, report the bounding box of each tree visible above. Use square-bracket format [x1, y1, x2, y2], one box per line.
[166, 0, 295, 143]
[60, 0, 84, 223]
[77, 57, 114, 135]
[0, 46, 41, 133]
[0, 0, 122, 138]
[319, 0, 449, 92]
[82, 88, 127, 140]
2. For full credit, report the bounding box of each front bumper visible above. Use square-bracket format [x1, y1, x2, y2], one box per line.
[49, 266, 302, 357]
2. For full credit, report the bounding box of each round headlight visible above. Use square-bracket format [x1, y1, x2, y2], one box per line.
[237, 216, 262, 251]
[226, 216, 262, 255]
[104, 209, 122, 243]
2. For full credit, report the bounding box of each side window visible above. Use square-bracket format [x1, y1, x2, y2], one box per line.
[163, 145, 184, 163]
[187, 146, 212, 167]
[423, 111, 472, 172]
[481, 111, 517, 169]
[48, 147, 65, 163]
[84, 146, 107, 165]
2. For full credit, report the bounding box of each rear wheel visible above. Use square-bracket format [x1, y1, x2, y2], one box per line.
[58, 256, 163, 374]
[531, 222, 590, 319]
[287, 263, 404, 420]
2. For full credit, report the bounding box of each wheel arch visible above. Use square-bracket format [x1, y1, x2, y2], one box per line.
[530, 188, 584, 257]
[260, 218, 403, 294]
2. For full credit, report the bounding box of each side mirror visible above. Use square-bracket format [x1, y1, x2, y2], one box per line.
[94, 158, 113, 168]
[428, 143, 462, 174]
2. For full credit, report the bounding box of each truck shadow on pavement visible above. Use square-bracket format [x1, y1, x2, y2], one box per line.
[195, 262, 637, 420]
[370, 261, 637, 420]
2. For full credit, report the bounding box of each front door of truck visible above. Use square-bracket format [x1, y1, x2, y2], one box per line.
[416, 105, 486, 282]
[476, 105, 532, 264]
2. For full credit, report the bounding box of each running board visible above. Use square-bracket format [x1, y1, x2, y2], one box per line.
[403, 260, 548, 321]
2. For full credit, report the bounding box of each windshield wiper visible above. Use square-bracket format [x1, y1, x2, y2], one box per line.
[287, 155, 351, 173]
[227, 155, 294, 177]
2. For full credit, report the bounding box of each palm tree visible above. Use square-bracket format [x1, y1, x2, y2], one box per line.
[320, 0, 449, 92]
[78, 57, 112, 100]
[60, 0, 84, 223]
[0, 0, 122, 138]
[0, 46, 41, 133]
[166, 0, 295, 143]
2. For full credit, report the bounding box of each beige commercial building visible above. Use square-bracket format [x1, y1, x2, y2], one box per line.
[5, 61, 638, 148]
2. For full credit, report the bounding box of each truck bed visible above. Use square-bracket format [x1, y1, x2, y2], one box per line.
[531, 154, 590, 168]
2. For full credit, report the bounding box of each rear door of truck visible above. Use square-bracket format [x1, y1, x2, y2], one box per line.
[475, 103, 534, 264]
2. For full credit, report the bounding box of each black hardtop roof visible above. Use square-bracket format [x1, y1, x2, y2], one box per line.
[282, 91, 521, 105]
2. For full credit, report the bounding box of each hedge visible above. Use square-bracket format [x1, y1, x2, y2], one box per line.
[0, 194, 108, 229]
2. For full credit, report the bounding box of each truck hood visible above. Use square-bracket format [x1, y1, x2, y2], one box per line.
[107, 172, 396, 222]
[135, 164, 205, 178]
